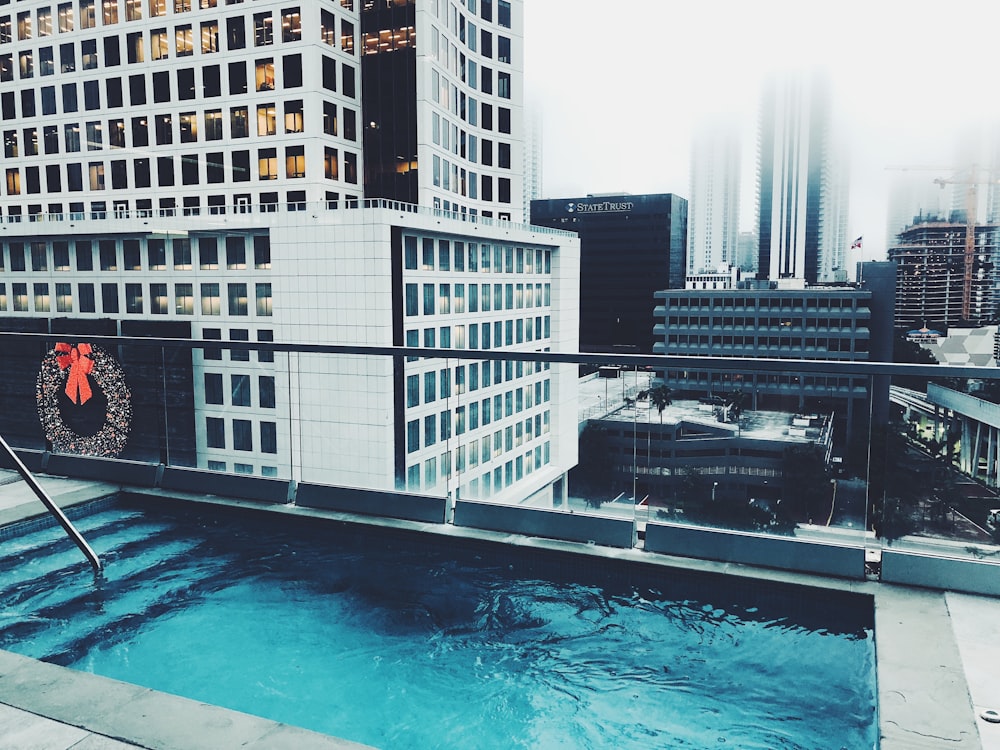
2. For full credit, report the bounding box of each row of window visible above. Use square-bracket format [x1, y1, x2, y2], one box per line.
[663, 370, 868, 389]
[206, 460, 278, 477]
[6, 102, 312, 152]
[1, 146, 357, 195]
[0, 234, 269, 273]
[6, 93, 356, 147]
[404, 238, 550, 275]
[666, 335, 868, 352]
[202, 326, 275, 362]
[205, 415, 277, 453]
[403, 317, 551, 349]
[405, 444, 548, 495]
[664, 296, 865, 311]
[406, 368, 551, 410]
[0, 190, 356, 218]
[405, 282, 550, 316]
[1, 53, 356, 113]
[204, 372, 275, 408]
[664, 317, 866, 331]
[407, 409, 550, 458]
[0, 280, 271, 316]
[0, 4, 351, 51]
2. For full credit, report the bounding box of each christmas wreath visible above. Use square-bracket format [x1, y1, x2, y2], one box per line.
[36, 342, 132, 457]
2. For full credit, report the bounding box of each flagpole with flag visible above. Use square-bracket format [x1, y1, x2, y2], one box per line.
[851, 236, 864, 283]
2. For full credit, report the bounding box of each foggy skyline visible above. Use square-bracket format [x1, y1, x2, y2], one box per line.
[523, 0, 1000, 266]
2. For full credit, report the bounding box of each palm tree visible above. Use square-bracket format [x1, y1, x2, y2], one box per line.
[725, 388, 747, 423]
[648, 385, 672, 423]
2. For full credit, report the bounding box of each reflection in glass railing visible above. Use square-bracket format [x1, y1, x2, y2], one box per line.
[3, 332, 1000, 575]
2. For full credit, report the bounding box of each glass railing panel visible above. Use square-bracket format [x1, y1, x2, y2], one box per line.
[875, 368, 1000, 562]
[31, 332, 1000, 572]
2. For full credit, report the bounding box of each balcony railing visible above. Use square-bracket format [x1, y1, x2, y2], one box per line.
[0, 331, 997, 595]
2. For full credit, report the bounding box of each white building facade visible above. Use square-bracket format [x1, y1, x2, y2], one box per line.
[0, 0, 579, 506]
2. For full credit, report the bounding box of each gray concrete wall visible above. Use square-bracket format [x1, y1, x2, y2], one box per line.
[881, 550, 1000, 597]
[45, 454, 159, 487]
[453, 500, 635, 548]
[160, 467, 291, 504]
[644, 522, 866, 579]
[295, 483, 447, 524]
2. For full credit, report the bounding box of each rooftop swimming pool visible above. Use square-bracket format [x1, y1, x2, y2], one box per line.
[0, 498, 877, 749]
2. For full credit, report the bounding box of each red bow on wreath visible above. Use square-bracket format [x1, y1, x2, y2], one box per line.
[54, 342, 94, 405]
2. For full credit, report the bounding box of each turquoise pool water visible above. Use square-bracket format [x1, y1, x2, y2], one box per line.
[0, 500, 877, 749]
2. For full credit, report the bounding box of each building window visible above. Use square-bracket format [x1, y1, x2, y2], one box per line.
[55, 283, 72, 313]
[79, 283, 96, 312]
[280, 7, 300, 42]
[201, 20, 219, 52]
[233, 419, 252, 451]
[258, 148, 278, 180]
[228, 283, 248, 315]
[204, 372, 223, 404]
[255, 283, 272, 316]
[173, 23, 193, 55]
[324, 147, 338, 180]
[256, 104, 276, 135]
[175, 283, 193, 314]
[253, 12, 272, 46]
[150, 283, 168, 314]
[255, 58, 274, 91]
[226, 16, 245, 49]
[230, 106, 249, 137]
[344, 152, 357, 183]
[284, 100, 303, 133]
[125, 283, 142, 313]
[206, 417, 225, 448]
[260, 422, 277, 454]
[231, 374, 250, 406]
[226, 236, 245, 268]
[179, 112, 197, 142]
[259, 375, 275, 408]
[323, 101, 337, 135]
[201, 282, 220, 315]
[285, 145, 304, 178]
[204, 109, 223, 140]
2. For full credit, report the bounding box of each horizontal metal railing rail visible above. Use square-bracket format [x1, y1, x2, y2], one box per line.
[0, 331, 991, 380]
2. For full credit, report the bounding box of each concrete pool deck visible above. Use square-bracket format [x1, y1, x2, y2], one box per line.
[0, 472, 997, 749]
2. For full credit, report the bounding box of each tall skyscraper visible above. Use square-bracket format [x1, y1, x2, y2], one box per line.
[687, 118, 740, 276]
[521, 105, 542, 223]
[362, 0, 522, 221]
[0, 0, 579, 506]
[756, 71, 847, 284]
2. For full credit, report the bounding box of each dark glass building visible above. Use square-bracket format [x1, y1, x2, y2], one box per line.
[531, 193, 687, 353]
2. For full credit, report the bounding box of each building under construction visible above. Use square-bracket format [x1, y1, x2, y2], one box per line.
[889, 221, 1000, 332]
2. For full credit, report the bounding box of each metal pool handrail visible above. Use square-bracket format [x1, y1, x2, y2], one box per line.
[0, 434, 101, 573]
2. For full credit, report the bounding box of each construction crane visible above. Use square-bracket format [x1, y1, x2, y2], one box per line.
[887, 164, 1000, 322]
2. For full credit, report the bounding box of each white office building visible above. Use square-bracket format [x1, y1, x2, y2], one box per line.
[0, 0, 579, 505]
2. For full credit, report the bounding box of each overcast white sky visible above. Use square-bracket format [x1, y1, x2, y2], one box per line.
[523, 0, 1000, 260]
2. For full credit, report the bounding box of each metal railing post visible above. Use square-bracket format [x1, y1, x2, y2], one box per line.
[0, 434, 101, 572]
